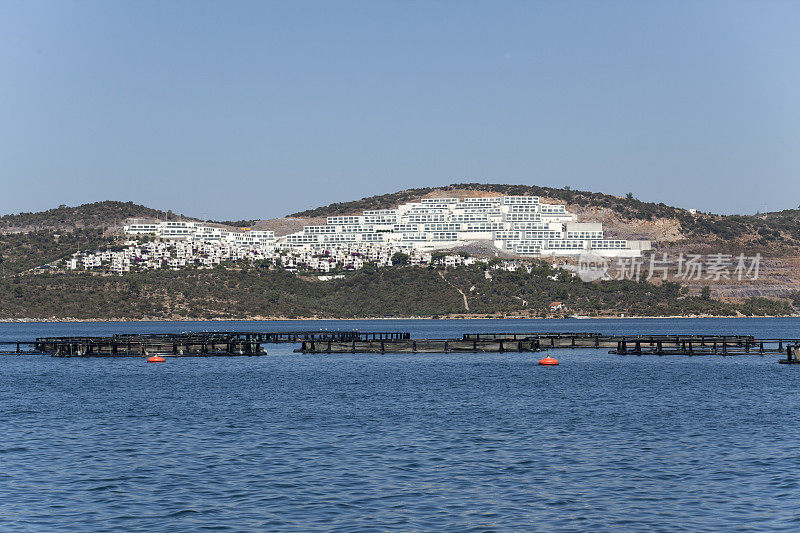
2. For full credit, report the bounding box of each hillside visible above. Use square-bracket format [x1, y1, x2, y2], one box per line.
[291, 183, 687, 219]
[5, 187, 798, 248]
[289, 183, 800, 249]
[0, 266, 793, 320]
[0, 201, 186, 232]
[0, 188, 799, 319]
[0, 201, 194, 276]
[0, 229, 115, 276]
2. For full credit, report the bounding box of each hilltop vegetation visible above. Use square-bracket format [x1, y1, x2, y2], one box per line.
[0, 264, 792, 320]
[0, 201, 183, 231]
[290, 183, 800, 247]
[0, 201, 190, 277]
[291, 183, 687, 220]
[0, 229, 115, 276]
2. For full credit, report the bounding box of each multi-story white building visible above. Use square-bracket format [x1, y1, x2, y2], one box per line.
[278, 196, 650, 257]
[124, 220, 276, 248]
[122, 197, 649, 258]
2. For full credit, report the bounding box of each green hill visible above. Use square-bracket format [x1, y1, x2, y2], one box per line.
[0, 265, 792, 320]
[0, 201, 184, 231]
[0, 229, 114, 276]
[0, 201, 196, 275]
[1, 185, 798, 285]
[0, 201, 179, 276]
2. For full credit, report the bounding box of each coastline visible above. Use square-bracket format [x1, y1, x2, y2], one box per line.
[2, 314, 798, 323]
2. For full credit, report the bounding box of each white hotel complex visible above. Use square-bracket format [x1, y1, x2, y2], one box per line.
[124, 221, 277, 247]
[281, 196, 649, 256]
[125, 196, 650, 257]
[123, 196, 649, 258]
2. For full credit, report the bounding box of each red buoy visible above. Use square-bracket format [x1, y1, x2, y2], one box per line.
[147, 355, 166, 363]
[538, 356, 559, 366]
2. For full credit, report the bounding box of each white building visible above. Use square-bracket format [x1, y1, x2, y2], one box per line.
[278, 196, 650, 257]
[124, 220, 276, 248]
[119, 196, 649, 263]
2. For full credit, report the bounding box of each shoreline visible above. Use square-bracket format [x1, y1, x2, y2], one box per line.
[2, 314, 798, 323]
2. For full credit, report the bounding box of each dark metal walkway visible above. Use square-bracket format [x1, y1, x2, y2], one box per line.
[26, 331, 408, 356]
[1, 331, 797, 360]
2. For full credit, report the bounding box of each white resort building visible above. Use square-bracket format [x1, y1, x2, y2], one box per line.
[122, 196, 649, 259]
[61, 197, 647, 275]
[124, 220, 276, 247]
[277, 196, 650, 257]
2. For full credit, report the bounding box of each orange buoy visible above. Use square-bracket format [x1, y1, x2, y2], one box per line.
[538, 355, 559, 366]
[146, 355, 166, 363]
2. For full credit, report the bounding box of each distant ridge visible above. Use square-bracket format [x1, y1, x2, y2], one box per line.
[1, 183, 798, 248]
[0, 201, 188, 232]
[289, 183, 686, 219]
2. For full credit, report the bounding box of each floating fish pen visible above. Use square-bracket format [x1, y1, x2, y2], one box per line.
[0, 341, 36, 355]
[29, 331, 410, 357]
[299, 333, 800, 356]
[298, 337, 541, 354]
[2, 331, 798, 361]
[463, 333, 800, 356]
[608, 336, 794, 356]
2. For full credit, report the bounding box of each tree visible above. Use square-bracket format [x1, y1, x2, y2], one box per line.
[391, 252, 409, 266]
[431, 251, 447, 263]
[700, 286, 711, 300]
[626, 192, 634, 200]
[789, 291, 800, 308]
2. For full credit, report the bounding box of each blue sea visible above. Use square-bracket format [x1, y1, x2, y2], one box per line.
[2, 318, 800, 531]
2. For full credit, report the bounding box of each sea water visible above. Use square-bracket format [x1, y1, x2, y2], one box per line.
[1, 318, 799, 531]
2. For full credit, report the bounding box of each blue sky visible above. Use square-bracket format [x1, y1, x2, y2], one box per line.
[1, 1, 798, 219]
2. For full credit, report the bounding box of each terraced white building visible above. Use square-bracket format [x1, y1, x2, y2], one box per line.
[124, 220, 276, 247]
[280, 196, 650, 257]
[124, 196, 650, 258]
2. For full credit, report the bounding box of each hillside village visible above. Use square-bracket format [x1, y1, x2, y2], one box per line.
[57, 238, 565, 279]
[0, 186, 798, 319]
[51, 194, 650, 276]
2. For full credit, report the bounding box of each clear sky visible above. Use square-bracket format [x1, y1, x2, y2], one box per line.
[1, 1, 798, 220]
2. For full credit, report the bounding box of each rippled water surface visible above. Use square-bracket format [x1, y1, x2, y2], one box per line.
[2, 318, 800, 531]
